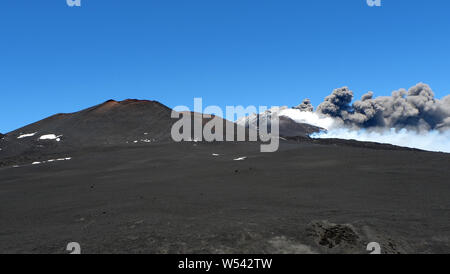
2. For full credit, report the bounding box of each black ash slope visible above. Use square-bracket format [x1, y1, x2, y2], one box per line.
[0, 141, 449, 254]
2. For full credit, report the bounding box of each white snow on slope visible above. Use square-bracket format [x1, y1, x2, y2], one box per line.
[28, 157, 73, 167]
[39, 134, 62, 142]
[233, 157, 247, 161]
[55, 158, 71, 161]
[17, 132, 37, 139]
[237, 106, 289, 128]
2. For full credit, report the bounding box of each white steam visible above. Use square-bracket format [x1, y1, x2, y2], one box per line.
[277, 108, 450, 153]
[311, 128, 450, 153]
[279, 109, 336, 129]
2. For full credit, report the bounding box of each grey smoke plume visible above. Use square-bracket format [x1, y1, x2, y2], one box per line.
[293, 99, 314, 112]
[316, 83, 450, 131]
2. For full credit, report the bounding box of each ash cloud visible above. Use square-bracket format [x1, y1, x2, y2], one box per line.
[293, 99, 314, 112]
[305, 83, 450, 153]
[316, 83, 450, 131]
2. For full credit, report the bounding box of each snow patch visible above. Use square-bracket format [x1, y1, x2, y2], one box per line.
[39, 134, 63, 142]
[30, 157, 72, 166]
[17, 132, 37, 139]
[233, 157, 247, 161]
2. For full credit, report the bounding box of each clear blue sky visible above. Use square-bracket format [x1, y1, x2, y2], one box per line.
[1, 0, 449, 133]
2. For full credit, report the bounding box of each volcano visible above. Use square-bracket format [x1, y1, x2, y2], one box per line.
[0, 99, 323, 165]
[4, 99, 172, 147]
[0, 99, 179, 165]
[0, 99, 449, 254]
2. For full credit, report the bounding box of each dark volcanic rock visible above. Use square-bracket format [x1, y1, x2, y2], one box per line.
[306, 220, 409, 254]
[308, 221, 361, 250]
